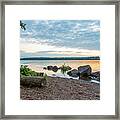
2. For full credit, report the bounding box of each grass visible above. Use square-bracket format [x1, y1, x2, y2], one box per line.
[60, 63, 71, 74]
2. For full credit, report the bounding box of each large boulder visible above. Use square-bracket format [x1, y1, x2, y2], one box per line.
[78, 65, 92, 77]
[67, 69, 78, 77]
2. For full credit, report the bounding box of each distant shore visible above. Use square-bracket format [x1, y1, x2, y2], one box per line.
[20, 76, 100, 100]
[20, 56, 100, 60]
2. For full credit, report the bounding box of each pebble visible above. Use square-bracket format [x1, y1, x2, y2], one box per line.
[20, 76, 100, 100]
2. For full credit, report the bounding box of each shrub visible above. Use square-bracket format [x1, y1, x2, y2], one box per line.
[20, 65, 43, 77]
[20, 65, 31, 76]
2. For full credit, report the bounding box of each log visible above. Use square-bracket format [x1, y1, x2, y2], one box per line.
[20, 77, 47, 87]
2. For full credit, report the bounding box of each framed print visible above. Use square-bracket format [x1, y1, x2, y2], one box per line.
[0, 0, 119, 119]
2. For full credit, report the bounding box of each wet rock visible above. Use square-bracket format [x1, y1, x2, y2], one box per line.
[43, 67, 47, 70]
[52, 66, 59, 72]
[78, 65, 92, 77]
[67, 69, 78, 77]
[47, 66, 53, 70]
[47, 65, 59, 72]
[91, 71, 100, 77]
[91, 71, 100, 81]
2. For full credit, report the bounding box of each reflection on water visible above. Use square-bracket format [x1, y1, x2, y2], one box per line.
[21, 60, 100, 83]
[21, 60, 100, 71]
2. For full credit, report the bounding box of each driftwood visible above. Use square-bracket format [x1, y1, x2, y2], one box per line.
[20, 77, 47, 87]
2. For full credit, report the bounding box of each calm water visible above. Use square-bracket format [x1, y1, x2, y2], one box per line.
[21, 60, 100, 83]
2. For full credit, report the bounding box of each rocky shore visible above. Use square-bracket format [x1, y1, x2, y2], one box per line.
[20, 76, 100, 100]
[44, 64, 100, 81]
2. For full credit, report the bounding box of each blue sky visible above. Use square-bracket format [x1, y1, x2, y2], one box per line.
[20, 20, 100, 57]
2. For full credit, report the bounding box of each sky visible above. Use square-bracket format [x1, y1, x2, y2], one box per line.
[20, 20, 100, 58]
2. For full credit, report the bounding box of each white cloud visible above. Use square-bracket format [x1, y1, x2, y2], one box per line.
[20, 38, 100, 57]
[20, 41, 55, 53]
[45, 50, 100, 57]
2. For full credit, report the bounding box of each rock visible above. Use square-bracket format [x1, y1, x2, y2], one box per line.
[47, 66, 53, 70]
[52, 66, 58, 72]
[91, 71, 100, 77]
[20, 77, 47, 87]
[91, 71, 100, 81]
[67, 69, 78, 77]
[78, 65, 92, 77]
[46, 65, 59, 72]
[43, 67, 47, 70]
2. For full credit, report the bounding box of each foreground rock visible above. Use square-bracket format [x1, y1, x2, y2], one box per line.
[67, 69, 78, 77]
[78, 65, 92, 77]
[67, 65, 92, 78]
[90, 71, 100, 81]
[20, 77, 47, 87]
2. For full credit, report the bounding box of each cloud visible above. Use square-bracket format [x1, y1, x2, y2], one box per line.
[43, 50, 100, 57]
[20, 39, 100, 57]
[20, 20, 100, 57]
[21, 49, 100, 57]
[20, 40, 55, 53]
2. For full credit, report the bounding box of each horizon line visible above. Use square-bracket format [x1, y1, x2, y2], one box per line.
[20, 56, 100, 60]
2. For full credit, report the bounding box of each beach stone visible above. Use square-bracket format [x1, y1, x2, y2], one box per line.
[91, 71, 100, 77]
[91, 71, 100, 81]
[67, 69, 78, 77]
[47, 66, 53, 70]
[43, 67, 47, 70]
[78, 65, 92, 77]
[52, 66, 58, 72]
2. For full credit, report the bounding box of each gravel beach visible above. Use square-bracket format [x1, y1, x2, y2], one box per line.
[20, 76, 100, 100]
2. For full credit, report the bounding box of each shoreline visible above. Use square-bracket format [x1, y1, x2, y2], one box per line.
[20, 76, 100, 100]
[47, 75, 100, 84]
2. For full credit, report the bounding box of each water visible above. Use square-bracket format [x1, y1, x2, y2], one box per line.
[20, 60, 100, 83]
